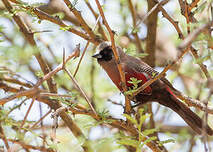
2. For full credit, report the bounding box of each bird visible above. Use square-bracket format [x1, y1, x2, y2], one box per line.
[92, 41, 213, 135]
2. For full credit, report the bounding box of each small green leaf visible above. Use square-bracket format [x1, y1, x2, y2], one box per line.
[152, 72, 157, 78]
[194, 54, 211, 64]
[124, 89, 137, 96]
[132, 27, 139, 34]
[123, 114, 137, 125]
[142, 128, 157, 136]
[157, 139, 175, 146]
[117, 139, 139, 147]
[139, 114, 151, 130]
[136, 53, 149, 58]
[60, 26, 73, 31]
[35, 71, 44, 78]
[140, 136, 157, 147]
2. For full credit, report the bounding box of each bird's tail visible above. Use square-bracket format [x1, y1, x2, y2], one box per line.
[160, 88, 213, 135]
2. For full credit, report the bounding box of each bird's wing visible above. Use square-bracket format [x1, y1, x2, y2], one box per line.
[123, 55, 154, 95]
[125, 55, 158, 77]
[124, 54, 177, 92]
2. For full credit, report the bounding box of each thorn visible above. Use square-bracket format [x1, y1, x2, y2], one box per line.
[174, 21, 179, 25]
[178, 33, 184, 39]
[102, 19, 105, 25]
[116, 58, 121, 64]
[19, 86, 25, 91]
[112, 30, 117, 35]
[33, 30, 52, 34]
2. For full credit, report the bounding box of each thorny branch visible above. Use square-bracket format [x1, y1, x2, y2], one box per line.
[0, 46, 80, 105]
[94, 0, 132, 116]
[177, 1, 212, 151]
[132, 21, 213, 111]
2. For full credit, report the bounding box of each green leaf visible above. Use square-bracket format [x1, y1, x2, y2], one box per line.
[136, 53, 149, 58]
[194, 53, 212, 64]
[35, 71, 44, 78]
[152, 72, 157, 78]
[157, 139, 175, 146]
[138, 114, 150, 130]
[124, 89, 137, 96]
[132, 27, 139, 34]
[142, 128, 157, 136]
[60, 26, 73, 31]
[123, 114, 137, 125]
[127, 77, 142, 89]
[138, 108, 144, 116]
[140, 136, 157, 147]
[124, 47, 136, 55]
[53, 12, 65, 20]
[117, 139, 139, 147]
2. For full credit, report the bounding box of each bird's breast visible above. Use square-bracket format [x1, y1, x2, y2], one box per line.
[101, 62, 152, 94]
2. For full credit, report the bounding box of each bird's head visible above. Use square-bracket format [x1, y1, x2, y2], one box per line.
[92, 41, 124, 65]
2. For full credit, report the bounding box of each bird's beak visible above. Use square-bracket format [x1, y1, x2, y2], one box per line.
[92, 53, 102, 59]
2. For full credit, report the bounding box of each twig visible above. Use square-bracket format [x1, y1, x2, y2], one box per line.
[178, 0, 197, 22]
[6, 0, 96, 44]
[30, 109, 52, 129]
[127, 0, 144, 53]
[160, 2, 212, 113]
[63, 0, 97, 42]
[188, 0, 200, 12]
[20, 97, 36, 128]
[136, 0, 169, 27]
[37, 0, 80, 26]
[178, 21, 213, 49]
[0, 66, 34, 86]
[33, 8, 95, 44]
[0, 123, 10, 150]
[202, 92, 212, 152]
[0, 87, 38, 105]
[7, 138, 55, 152]
[2, 0, 57, 94]
[189, 136, 196, 152]
[73, 15, 101, 77]
[64, 68, 97, 116]
[51, 107, 67, 143]
[35, 45, 80, 87]
[175, 92, 213, 114]
[0, 51, 93, 151]
[90, 48, 96, 107]
[40, 93, 73, 98]
[0, 76, 33, 88]
[73, 42, 90, 77]
[159, 6, 184, 39]
[0, 46, 79, 105]
[6, 98, 28, 117]
[177, 1, 211, 79]
[107, 99, 124, 108]
[85, 1, 108, 40]
[133, 21, 213, 96]
[190, 47, 211, 79]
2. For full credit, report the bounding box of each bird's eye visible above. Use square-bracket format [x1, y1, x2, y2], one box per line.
[98, 48, 113, 61]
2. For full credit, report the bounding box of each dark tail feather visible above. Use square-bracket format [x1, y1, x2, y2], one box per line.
[160, 91, 213, 135]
